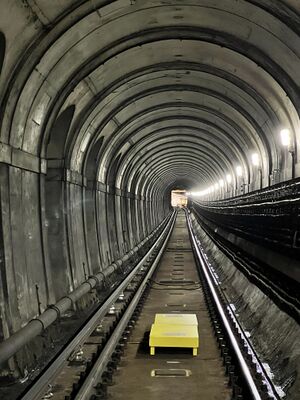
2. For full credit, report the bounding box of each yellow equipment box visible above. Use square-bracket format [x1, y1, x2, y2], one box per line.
[149, 321, 199, 356]
[154, 313, 198, 326]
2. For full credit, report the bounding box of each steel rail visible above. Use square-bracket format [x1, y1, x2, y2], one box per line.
[74, 209, 176, 400]
[200, 236, 281, 400]
[186, 211, 264, 400]
[20, 210, 176, 400]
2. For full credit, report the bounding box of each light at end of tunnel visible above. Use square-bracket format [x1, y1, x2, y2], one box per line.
[171, 190, 188, 207]
[236, 165, 243, 177]
[214, 183, 219, 190]
[280, 128, 291, 147]
[219, 179, 224, 187]
[251, 152, 260, 166]
[226, 174, 232, 183]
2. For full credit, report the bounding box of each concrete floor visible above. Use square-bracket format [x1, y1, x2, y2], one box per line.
[109, 211, 231, 399]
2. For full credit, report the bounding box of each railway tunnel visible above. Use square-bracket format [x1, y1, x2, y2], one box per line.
[0, 1, 299, 399]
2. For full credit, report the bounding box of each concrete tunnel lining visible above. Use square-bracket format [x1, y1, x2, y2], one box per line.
[95, 103, 266, 179]
[119, 146, 234, 193]
[0, 2, 299, 396]
[115, 132, 241, 190]
[100, 111, 251, 164]
[92, 92, 271, 173]
[65, 58, 286, 160]
[2, 28, 300, 161]
[110, 124, 257, 185]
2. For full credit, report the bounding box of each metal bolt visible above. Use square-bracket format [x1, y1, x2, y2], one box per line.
[42, 385, 53, 399]
[108, 305, 116, 315]
[74, 346, 84, 362]
[118, 292, 125, 301]
[95, 324, 103, 334]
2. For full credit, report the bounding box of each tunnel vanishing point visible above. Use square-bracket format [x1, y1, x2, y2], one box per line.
[0, 1, 299, 399]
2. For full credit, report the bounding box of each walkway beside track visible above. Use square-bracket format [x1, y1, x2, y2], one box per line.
[109, 210, 231, 399]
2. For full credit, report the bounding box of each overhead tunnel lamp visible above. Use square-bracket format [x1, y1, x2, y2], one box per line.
[226, 174, 232, 183]
[280, 128, 295, 179]
[280, 128, 291, 147]
[236, 166, 243, 177]
[251, 152, 262, 189]
[251, 153, 260, 166]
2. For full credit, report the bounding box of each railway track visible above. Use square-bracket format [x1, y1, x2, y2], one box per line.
[19, 210, 280, 400]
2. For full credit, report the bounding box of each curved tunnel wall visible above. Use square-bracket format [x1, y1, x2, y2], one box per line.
[0, 0, 299, 352]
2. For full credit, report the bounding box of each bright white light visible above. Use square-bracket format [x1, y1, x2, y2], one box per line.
[236, 166, 243, 177]
[189, 190, 208, 197]
[226, 174, 232, 183]
[280, 128, 290, 147]
[219, 179, 224, 187]
[214, 183, 219, 190]
[251, 152, 260, 166]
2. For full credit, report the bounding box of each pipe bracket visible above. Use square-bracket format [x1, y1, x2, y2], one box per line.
[47, 304, 61, 320]
[89, 275, 100, 287]
[29, 318, 46, 332]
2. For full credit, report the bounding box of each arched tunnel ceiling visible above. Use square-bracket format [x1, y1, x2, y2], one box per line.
[1, 0, 300, 197]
